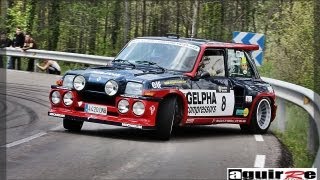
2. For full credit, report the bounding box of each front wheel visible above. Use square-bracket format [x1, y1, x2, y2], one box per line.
[63, 118, 83, 131]
[155, 97, 177, 140]
[241, 98, 272, 134]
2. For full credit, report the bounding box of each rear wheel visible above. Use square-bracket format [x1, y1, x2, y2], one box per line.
[63, 118, 83, 131]
[155, 97, 177, 140]
[240, 98, 272, 134]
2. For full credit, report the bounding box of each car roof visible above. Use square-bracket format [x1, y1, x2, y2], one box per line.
[136, 36, 259, 51]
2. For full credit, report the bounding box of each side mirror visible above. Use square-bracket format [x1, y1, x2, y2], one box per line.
[200, 71, 210, 79]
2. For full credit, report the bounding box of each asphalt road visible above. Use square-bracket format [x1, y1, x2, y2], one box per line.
[3, 70, 287, 180]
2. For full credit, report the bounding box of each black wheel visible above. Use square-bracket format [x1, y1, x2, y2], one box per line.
[245, 98, 272, 134]
[155, 96, 177, 140]
[239, 124, 250, 133]
[63, 118, 83, 131]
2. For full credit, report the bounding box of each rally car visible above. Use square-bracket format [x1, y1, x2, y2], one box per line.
[48, 35, 277, 140]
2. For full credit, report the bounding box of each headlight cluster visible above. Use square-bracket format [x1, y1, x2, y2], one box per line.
[63, 91, 74, 106]
[64, 74, 120, 96]
[51, 91, 61, 104]
[117, 100, 145, 116]
[118, 99, 130, 113]
[50, 91, 74, 106]
[105, 80, 119, 96]
[125, 82, 143, 95]
[62, 75, 75, 88]
[73, 75, 86, 91]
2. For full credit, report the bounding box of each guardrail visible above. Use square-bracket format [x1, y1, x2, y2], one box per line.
[0, 47, 112, 65]
[262, 77, 320, 168]
[1, 47, 319, 168]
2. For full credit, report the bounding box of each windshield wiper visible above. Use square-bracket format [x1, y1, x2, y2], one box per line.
[135, 60, 166, 73]
[112, 59, 136, 69]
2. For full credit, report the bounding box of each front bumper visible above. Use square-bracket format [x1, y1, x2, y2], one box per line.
[48, 89, 160, 130]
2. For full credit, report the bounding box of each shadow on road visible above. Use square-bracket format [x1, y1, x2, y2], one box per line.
[56, 124, 270, 142]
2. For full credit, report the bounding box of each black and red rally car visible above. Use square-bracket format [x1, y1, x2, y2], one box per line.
[48, 35, 277, 140]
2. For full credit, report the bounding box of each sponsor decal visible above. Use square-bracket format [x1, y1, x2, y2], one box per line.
[130, 39, 200, 51]
[163, 79, 187, 85]
[227, 168, 317, 180]
[218, 86, 229, 93]
[122, 123, 142, 129]
[151, 81, 161, 88]
[120, 94, 140, 99]
[186, 119, 195, 123]
[49, 113, 65, 118]
[90, 71, 121, 77]
[214, 119, 246, 123]
[245, 96, 252, 103]
[149, 105, 155, 115]
[243, 108, 249, 117]
[236, 109, 244, 116]
[180, 89, 235, 116]
[78, 101, 83, 107]
[267, 86, 274, 92]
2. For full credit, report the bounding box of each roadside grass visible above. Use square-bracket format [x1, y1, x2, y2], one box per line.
[272, 103, 314, 167]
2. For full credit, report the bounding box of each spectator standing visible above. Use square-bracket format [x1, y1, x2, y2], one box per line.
[36, 60, 61, 75]
[0, 32, 13, 68]
[8, 27, 25, 70]
[22, 32, 37, 71]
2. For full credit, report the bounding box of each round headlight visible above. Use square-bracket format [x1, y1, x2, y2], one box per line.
[118, 99, 129, 114]
[105, 80, 118, 96]
[51, 91, 61, 104]
[132, 101, 145, 116]
[63, 91, 73, 106]
[73, 75, 86, 91]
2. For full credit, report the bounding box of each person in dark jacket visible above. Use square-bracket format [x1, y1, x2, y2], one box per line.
[0, 32, 12, 68]
[7, 27, 24, 70]
[22, 32, 37, 71]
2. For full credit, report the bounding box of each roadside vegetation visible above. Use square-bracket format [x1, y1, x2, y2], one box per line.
[1, 0, 319, 167]
[271, 104, 315, 167]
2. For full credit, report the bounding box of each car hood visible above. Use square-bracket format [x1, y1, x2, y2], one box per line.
[64, 67, 189, 92]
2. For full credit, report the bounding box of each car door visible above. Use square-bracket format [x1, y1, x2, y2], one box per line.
[181, 48, 235, 117]
[226, 49, 260, 117]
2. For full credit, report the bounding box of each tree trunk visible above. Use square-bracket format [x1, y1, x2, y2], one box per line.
[26, 0, 36, 33]
[315, 0, 320, 94]
[191, 0, 199, 38]
[176, 0, 180, 35]
[102, 2, 109, 54]
[220, 0, 226, 40]
[0, 0, 8, 31]
[134, 1, 139, 37]
[142, 0, 146, 36]
[48, 0, 60, 50]
[111, 1, 121, 51]
[123, 0, 129, 44]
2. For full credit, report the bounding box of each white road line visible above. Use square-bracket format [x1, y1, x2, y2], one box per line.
[254, 155, 266, 168]
[50, 125, 63, 131]
[254, 134, 264, 142]
[4, 132, 47, 148]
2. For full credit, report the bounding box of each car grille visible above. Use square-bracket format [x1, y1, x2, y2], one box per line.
[79, 90, 116, 106]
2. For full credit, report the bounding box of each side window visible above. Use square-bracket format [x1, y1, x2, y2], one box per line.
[227, 49, 254, 77]
[198, 49, 225, 77]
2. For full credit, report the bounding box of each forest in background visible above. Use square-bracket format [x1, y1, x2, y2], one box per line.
[0, 0, 318, 92]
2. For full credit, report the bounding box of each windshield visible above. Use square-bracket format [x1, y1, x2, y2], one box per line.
[115, 39, 200, 72]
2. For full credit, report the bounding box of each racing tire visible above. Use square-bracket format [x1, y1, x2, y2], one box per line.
[239, 124, 250, 133]
[155, 96, 177, 140]
[245, 98, 272, 134]
[63, 118, 83, 131]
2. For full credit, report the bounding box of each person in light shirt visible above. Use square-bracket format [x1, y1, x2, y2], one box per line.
[36, 59, 61, 75]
